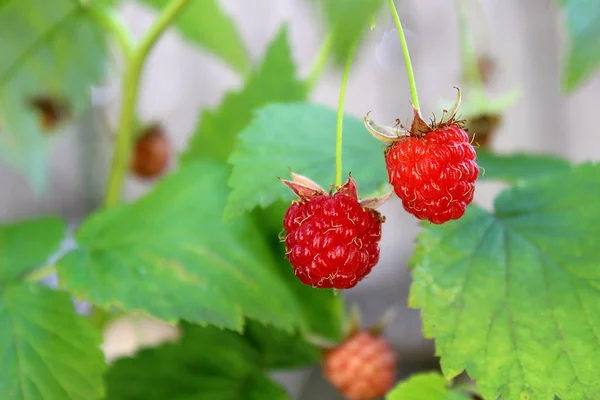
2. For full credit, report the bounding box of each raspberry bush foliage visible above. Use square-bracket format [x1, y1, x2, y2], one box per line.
[1, 1, 600, 399]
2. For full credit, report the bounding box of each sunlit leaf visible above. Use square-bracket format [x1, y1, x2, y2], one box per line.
[386, 372, 471, 400]
[0, 284, 105, 400]
[181, 26, 305, 163]
[410, 163, 600, 399]
[226, 102, 387, 219]
[105, 322, 290, 400]
[0, 0, 108, 191]
[0, 217, 65, 282]
[57, 161, 306, 332]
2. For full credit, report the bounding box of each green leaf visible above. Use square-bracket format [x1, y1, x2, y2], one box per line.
[236, 204, 344, 369]
[181, 26, 306, 163]
[386, 372, 471, 400]
[477, 150, 571, 183]
[105, 322, 289, 400]
[315, 0, 385, 63]
[559, 0, 600, 91]
[139, 0, 250, 75]
[0, 217, 65, 282]
[409, 163, 600, 400]
[57, 160, 306, 332]
[226, 102, 387, 220]
[0, 0, 108, 190]
[457, 87, 521, 117]
[0, 283, 105, 400]
[252, 201, 345, 341]
[242, 320, 321, 369]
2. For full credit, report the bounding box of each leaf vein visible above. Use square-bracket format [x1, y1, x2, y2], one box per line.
[0, 5, 80, 88]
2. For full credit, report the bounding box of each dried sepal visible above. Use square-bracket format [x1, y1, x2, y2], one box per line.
[366, 304, 399, 336]
[364, 111, 408, 144]
[336, 174, 359, 199]
[28, 95, 72, 132]
[359, 188, 394, 210]
[305, 333, 339, 351]
[345, 303, 363, 337]
[290, 172, 325, 192]
[366, 87, 465, 141]
[409, 107, 431, 138]
[438, 87, 462, 126]
[279, 173, 327, 202]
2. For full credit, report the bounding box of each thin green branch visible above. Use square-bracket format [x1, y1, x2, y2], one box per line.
[387, 0, 420, 111]
[335, 40, 357, 187]
[87, 5, 135, 59]
[134, 0, 192, 67]
[104, 0, 192, 207]
[306, 31, 334, 92]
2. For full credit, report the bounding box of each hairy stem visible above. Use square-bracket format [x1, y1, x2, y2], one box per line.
[306, 31, 334, 92]
[335, 40, 357, 187]
[103, 0, 192, 207]
[387, 0, 420, 111]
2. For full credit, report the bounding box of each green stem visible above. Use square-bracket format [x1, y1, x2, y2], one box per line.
[103, 0, 192, 207]
[88, 5, 135, 58]
[334, 40, 357, 187]
[387, 0, 420, 111]
[305, 31, 334, 92]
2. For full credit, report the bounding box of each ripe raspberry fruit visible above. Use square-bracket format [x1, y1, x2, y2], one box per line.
[323, 331, 397, 400]
[131, 123, 171, 179]
[365, 88, 479, 224]
[280, 173, 390, 289]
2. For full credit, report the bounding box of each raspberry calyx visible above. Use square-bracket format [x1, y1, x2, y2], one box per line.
[280, 173, 391, 289]
[364, 88, 479, 224]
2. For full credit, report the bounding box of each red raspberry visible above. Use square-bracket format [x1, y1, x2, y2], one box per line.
[280, 173, 389, 289]
[323, 331, 397, 400]
[131, 123, 172, 179]
[386, 124, 478, 224]
[365, 88, 479, 224]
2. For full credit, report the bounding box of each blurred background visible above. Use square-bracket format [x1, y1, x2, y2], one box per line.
[2, 0, 600, 398]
